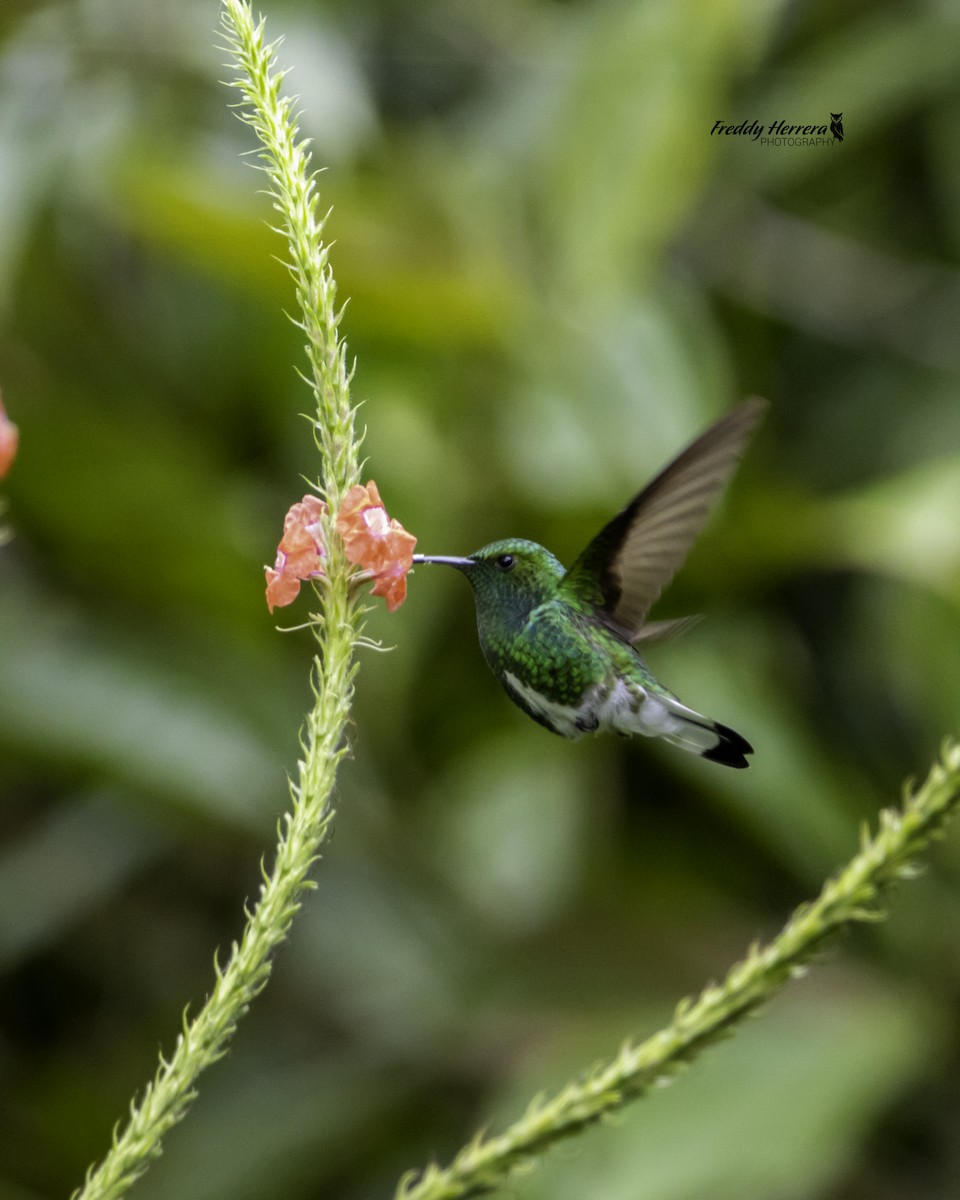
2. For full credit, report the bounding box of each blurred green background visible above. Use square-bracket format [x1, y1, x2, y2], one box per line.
[3, 0, 960, 1197]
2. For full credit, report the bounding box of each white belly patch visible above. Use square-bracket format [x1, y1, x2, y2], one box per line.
[593, 679, 685, 737]
[504, 671, 686, 740]
[502, 671, 586, 737]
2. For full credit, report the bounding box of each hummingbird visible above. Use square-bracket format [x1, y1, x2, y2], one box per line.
[413, 398, 767, 768]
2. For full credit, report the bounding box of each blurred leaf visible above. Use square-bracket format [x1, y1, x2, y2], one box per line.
[0, 790, 165, 968]
[513, 0, 776, 292]
[687, 192, 960, 372]
[863, 581, 960, 760]
[291, 855, 472, 1052]
[500, 283, 735, 511]
[654, 615, 870, 880]
[0, 580, 279, 831]
[824, 454, 960, 601]
[8, 384, 268, 621]
[424, 729, 600, 935]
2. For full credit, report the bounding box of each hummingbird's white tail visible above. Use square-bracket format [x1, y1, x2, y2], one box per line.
[654, 697, 753, 768]
[592, 681, 754, 767]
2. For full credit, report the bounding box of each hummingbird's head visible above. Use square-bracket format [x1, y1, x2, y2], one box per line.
[415, 539, 564, 632]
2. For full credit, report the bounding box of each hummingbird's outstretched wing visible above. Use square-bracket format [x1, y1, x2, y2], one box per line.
[560, 398, 767, 638]
[629, 614, 704, 645]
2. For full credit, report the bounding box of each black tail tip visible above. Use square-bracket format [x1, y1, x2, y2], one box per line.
[702, 723, 754, 769]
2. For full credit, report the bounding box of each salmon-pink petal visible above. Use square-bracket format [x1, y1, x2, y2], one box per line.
[265, 565, 303, 612]
[280, 545, 322, 579]
[342, 508, 391, 570]
[336, 482, 384, 534]
[335, 480, 417, 586]
[265, 494, 328, 611]
[370, 569, 408, 613]
[280, 495, 327, 559]
[0, 397, 18, 480]
[384, 523, 416, 571]
[335, 484, 385, 556]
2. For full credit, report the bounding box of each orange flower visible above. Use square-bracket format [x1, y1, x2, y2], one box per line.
[0, 395, 18, 480]
[266, 482, 416, 615]
[335, 480, 417, 612]
[369, 562, 411, 613]
[265, 494, 327, 612]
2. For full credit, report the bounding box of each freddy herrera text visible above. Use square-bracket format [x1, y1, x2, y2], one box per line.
[711, 119, 835, 145]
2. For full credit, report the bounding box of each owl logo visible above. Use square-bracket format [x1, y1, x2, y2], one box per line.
[830, 113, 844, 142]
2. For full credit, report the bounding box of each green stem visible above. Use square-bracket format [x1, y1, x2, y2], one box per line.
[397, 740, 960, 1200]
[72, 5, 362, 1199]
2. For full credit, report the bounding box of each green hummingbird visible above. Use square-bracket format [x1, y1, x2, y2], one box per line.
[413, 398, 767, 768]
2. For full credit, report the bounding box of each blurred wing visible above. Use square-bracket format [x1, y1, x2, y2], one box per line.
[630, 614, 704, 644]
[561, 398, 767, 636]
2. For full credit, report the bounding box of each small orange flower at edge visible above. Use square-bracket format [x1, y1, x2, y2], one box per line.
[265, 494, 327, 613]
[335, 480, 417, 612]
[0, 394, 18, 480]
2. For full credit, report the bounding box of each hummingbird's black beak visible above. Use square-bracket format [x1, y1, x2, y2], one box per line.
[412, 554, 474, 570]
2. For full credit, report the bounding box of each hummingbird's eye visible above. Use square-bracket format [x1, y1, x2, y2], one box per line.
[495, 554, 515, 572]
